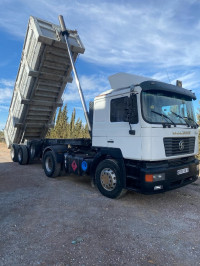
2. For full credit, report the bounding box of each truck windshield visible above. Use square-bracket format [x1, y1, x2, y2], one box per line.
[141, 90, 196, 126]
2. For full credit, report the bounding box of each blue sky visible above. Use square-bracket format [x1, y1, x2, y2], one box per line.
[0, 0, 200, 130]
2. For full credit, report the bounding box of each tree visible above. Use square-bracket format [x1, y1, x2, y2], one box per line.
[74, 118, 83, 138]
[0, 130, 5, 142]
[69, 108, 76, 138]
[59, 105, 68, 138]
[46, 105, 90, 139]
[83, 124, 90, 138]
[47, 105, 68, 138]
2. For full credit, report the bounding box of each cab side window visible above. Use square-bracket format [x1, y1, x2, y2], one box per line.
[110, 97, 128, 122]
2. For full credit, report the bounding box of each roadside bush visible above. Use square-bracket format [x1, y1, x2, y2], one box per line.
[0, 130, 5, 143]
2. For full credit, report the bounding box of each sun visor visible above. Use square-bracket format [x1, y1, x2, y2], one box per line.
[140, 81, 196, 100]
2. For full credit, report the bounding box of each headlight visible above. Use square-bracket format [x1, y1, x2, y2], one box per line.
[153, 173, 165, 181]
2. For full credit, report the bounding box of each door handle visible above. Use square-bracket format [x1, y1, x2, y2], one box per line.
[107, 140, 114, 143]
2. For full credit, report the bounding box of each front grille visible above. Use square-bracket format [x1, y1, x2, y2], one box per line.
[164, 137, 195, 157]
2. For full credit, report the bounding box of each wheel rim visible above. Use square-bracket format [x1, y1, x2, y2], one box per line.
[18, 149, 22, 162]
[11, 148, 15, 159]
[45, 156, 53, 173]
[100, 168, 117, 191]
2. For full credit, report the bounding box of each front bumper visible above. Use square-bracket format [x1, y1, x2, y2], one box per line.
[140, 158, 199, 194]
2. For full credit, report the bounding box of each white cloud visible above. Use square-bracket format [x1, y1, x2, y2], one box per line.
[0, 60, 11, 68]
[171, 72, 200, 92]
[63, 74, 109, 103]
[0, 79, 14, 105]
[151, 72, 175, 83]
[151, 70, 200, 94]
[0, 88, 13, 103]
[0, 105, 9, 111]
[0, 0, 199, 119]
[0, 79, 15, 87]
[0, 0, 200, 69]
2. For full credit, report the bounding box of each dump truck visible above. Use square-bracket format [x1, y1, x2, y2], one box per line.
[5, 15, 199, 198]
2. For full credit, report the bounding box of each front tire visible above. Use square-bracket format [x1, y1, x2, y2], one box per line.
[43, 151, 61, 178]
[95, 159, 126, 199]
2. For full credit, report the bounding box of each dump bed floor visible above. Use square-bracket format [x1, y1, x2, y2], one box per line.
[4, 16, 85, 148]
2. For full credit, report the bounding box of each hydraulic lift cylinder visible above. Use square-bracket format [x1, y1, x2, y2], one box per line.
[58, 15, 92, 134]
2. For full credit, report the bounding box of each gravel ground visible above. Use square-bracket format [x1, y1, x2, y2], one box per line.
[0, 143, 200, 266]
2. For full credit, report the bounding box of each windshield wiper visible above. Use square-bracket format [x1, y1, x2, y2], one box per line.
[184, 116, 199, 128]
[151, 110, 176, 127]
[171, 111, 190, 127]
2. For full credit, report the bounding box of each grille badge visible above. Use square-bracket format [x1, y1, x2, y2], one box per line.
[179, 140, 185, 151]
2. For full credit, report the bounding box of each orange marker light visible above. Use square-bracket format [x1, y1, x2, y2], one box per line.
[145, 174, 153, 182]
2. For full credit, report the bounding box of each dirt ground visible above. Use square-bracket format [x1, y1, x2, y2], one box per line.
[0, 143, 200, 266]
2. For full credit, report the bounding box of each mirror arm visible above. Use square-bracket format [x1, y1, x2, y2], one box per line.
[129, 121, 135, 135]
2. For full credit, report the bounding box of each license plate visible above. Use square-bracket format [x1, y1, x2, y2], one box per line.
[177, 168, 189, 175]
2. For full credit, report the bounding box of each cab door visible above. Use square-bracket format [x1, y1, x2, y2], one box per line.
[106, 94, 142, 160]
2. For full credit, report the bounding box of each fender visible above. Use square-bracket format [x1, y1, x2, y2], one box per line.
[42, 145, 68, 163]
[91, 147, 126, 187]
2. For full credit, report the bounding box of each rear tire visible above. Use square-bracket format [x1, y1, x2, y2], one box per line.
[29, 141, 41, 162]
[29, 143, 36, 161]
[10, 144, 19, 162]
[18, 145, 29, 165]
[43, 151, 61, 178]
[95, 159, 126, 199]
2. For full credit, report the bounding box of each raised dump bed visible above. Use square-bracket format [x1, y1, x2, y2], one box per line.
[4, 16, 85, 148]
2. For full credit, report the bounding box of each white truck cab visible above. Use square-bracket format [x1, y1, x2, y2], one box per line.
[93, 73, 198, 161]
[92, 73, 199, 195]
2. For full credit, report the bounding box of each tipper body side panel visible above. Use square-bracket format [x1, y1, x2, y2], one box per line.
[4, 16, 85, 148]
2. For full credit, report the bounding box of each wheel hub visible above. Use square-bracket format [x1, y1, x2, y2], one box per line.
[11, 148, 14, 159]
[100, 168, 117, 191]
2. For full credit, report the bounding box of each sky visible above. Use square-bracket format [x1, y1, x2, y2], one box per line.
[0, 0, 200, 130]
